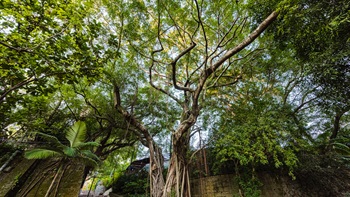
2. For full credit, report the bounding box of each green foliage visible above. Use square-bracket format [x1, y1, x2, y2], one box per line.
[212, 82, 299, 174]
[0, 0, 114, 136]
[24, 121, 100, 167]
[1, 1, 349, 195]
[250, 0, 350, 111]
[66, 121, 87, 148]
[112, 170, 149, 196]
[236, 175, 262, 197]
[330, 133, 350, 162]
[24, 149, 61, 160]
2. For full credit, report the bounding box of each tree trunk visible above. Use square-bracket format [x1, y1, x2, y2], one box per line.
[164, 131, 191, 197]
[0, 150, 21, 172]
[330, 106, 350, 140]
[80, 166, 92, 189]
[114, 84, 165, 197]
[148, 141, 165, 197]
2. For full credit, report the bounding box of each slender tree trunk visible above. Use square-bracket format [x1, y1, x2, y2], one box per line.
[0, 150, 21, 172]
[80, 166, 92, 189]
[87, 175, 96, 197]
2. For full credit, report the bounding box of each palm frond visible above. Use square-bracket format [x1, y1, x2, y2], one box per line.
[332, 142, 350, 156]
[66, 121, 86, 147]
[78, 150, 100, 167]
[25, 149, 62, 160]
[35, 132, 65, 148]
[81, 150, 100, 164]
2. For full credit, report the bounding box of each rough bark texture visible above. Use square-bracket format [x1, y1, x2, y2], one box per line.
[164, 131, 192, 197]
[149, 142, 165, 197]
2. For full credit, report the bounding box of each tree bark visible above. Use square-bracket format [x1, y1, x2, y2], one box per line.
[164, 133, 191, 197]
[114, 84, 165, 197]
[5, 160, 40, 197]
[149, 141, 165, 197]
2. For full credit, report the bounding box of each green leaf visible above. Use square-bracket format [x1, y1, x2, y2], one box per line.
[332, 142, 350, 156]
[63, 147, 77, 157]
[24, 149, 62, 160]
[79, 150, 101, 167]
[66, 121, 87, 147]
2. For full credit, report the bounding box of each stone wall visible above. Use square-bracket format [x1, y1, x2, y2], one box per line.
[190, 173, 301, 197]
[191, 174, 239, 197]
[190, 171, 350, 197]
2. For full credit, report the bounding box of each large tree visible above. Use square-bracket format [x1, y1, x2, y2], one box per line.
[100, 0, 280, 196]
[6, 0, 349, 196]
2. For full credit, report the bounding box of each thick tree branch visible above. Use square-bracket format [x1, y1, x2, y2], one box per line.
[0, 41, 32, 52]
[210, 11, 279, 73]
[330, 106, 350, 139]
[171, 42, 197, 92]
[207, 48, 263, 88]
[194, 11, 279, 105]
[113, 84, 152, 147]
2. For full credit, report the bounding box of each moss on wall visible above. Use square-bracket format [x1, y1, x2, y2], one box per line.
[0, 157, 35, 197]
[0, 156, 85, 197]
[190, 169, 350, 197]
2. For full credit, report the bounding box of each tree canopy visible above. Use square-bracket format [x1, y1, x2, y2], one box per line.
[1, 0, 349, 196]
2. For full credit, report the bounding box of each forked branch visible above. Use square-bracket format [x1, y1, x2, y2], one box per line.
[209, 11, 279, 73]
[193, 11, 279, 109]
[171, 42, 197, 92]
